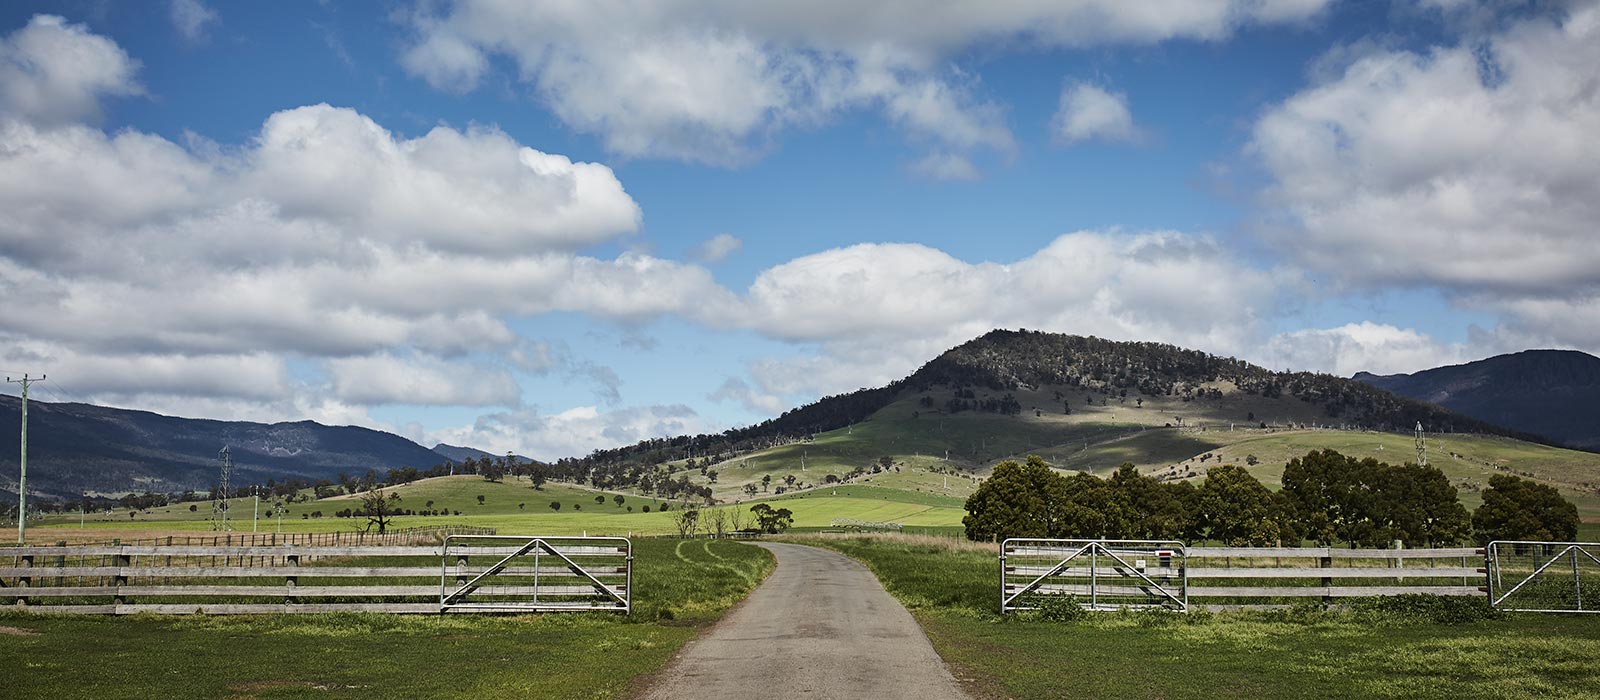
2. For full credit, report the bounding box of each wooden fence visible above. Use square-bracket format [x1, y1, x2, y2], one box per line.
[1185, 546, 1484, 608]
[1002, 541, 1488, 611]
[49, 525, 497, 548]
[0, 535, 630, 615]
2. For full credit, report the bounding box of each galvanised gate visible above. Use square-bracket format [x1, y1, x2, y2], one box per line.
[1001, 538, 1188, 613]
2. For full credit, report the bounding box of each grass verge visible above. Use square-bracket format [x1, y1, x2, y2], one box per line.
[0, 538, 773, 700]
[796, 533, 1600, 700]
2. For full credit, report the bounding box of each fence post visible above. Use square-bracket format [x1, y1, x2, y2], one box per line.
[17, 553, 31, 607]
[1320, 550, 1333, 605]
[114, 549, 130, 608]
[286, 553, 299, 607]
[1575, 548, 1584, 612]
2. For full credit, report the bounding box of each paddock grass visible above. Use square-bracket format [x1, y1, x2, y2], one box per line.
[796, 534, 1600, 700]
[27, 477, 970, 542]
[0, 537, 774, 700]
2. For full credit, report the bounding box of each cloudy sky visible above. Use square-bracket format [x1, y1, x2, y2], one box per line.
[0, 1, 1595, 459]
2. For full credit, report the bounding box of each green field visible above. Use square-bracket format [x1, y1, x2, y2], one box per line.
[28, 474, 972, 542]
[800, 534, 1600, 699]
[0, 537, 774, 699]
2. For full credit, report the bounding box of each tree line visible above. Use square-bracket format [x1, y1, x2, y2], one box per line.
[964, 449, 1578, 547]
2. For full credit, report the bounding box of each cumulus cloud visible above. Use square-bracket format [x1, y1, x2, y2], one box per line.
[428, 404, 706, 460]
[1251, 5, 1600, 306]
[169, 0, 219, 43]
[1261, 322, 1467, 377]
[0, 103, 669, 354]
[687, 233, 742, 263]
[0, 15, 140, 125]
[709, 377, 786, 415]
[0, 18, 733, 445]
[325, 353, 521, 407]
[399, 0, 1329, 165]
[729, 231, 1290, 399]
[908, 152, 980, 181]
[1052, 82, 1142, 144]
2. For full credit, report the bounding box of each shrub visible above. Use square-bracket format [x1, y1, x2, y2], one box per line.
[1349, 594, 1500, 625]
[1035, 595, 1088, 622]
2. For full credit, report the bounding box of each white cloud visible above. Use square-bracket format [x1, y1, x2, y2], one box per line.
[429, 404, 707, 461]
[1052, 82, 1141, 144]
[169, 0, 219, 43]
[709, 377, 786, 415]
[688, 233, 742, 263]
[731, 231, 1288, 399]
[1251, 6, 1600, 294]
[326, 353, 521, 407]
[0, 19, 727, 437]
[908, 152, 980, 181]
[0, 337, 292, 401]
[0, 15, 140, 125]
[1261, 322, 1466, 377]
[399, 0, 1329, 165]
[1250, 5, 1600, 353]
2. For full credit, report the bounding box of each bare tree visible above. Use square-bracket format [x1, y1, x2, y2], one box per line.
[359, 486, 401, 534]
[673, 508, 700, 539]
[707, 506, 729, 539]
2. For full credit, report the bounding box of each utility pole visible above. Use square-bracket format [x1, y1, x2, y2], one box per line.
[7, 372, 43, 544]
[1415, 422, 1427, 467]
[253, 485, 259, 533]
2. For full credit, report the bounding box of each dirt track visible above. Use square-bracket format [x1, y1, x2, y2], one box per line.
[636, 542, 971, 700]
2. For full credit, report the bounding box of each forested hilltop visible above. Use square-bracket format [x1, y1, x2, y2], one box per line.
[554, 329, 1540, 482]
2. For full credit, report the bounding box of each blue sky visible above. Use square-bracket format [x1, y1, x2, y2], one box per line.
[0, 1, 1595, 459]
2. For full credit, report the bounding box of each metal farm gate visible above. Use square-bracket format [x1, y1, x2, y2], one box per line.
[440, 535, 631, 613]
[1485, 540, 1600, 613]
[1001, 538, 1187, 613]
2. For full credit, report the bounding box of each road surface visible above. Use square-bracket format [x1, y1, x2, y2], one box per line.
[637, 542, 972, 700]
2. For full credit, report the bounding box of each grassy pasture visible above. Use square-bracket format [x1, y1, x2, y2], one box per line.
[28, 475, 972, 541]
[0, 537, 774, 699]
[797, 534, 1600, 700]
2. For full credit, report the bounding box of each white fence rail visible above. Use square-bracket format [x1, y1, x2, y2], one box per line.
[1002, 542, 1490, 612]
[0, 536, 631, 615]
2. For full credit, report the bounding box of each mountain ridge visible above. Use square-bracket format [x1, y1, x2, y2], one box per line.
[0, 395, 455, 498]
[1355, 349, 1600, 450]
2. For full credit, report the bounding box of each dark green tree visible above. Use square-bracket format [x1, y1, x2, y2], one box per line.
[1280, 449, 1382, 546]
[1197, 465, 1293, 546]
[749, 503, 794, 534]
[1057, 471, 1134, 539]
[1108, 463, 1197, 540]
[1472, 475, 1579, 544]
[962, 456, 1060, 541]
[1373, 462, 1470, 546]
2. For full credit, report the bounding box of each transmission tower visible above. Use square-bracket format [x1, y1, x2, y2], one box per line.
[212, 446, 233, 531]
[1414, 422, 1427, 467]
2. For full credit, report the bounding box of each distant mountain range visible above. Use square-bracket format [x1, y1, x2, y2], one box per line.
[430, 443, 532, 465]
[0, 396, 470, 499]
[1355, 349, 1600, 451]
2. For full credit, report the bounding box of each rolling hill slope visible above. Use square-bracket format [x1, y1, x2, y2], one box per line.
[558, 330, 1600, 521]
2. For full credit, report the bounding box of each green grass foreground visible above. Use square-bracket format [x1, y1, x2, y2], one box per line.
[800, 534, 1600, 700]
[0, 538, 774, 700]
